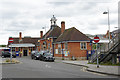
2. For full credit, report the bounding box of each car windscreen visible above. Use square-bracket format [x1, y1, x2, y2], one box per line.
[44, 53, 52, 56]
[4, 52, 10, 54]
[37, 52, 41, 54]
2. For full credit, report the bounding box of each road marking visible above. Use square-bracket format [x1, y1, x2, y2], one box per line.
[45, 64, 51, 68]
[81, 67, 107, 76]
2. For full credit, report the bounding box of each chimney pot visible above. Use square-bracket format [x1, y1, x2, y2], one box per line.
[19, 32, 22, 40]
[19, 32, 22, 42]
[61, 21, 65, 34]
[40, 31, 43, 38]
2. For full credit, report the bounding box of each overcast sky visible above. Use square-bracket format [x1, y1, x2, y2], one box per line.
[0, 0, 119, 45]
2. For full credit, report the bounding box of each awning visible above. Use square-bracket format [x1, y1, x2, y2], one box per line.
[0, 47, 10, 49]
[9, 43, 35, 47]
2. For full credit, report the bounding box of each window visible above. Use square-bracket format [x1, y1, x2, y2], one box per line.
[55, 49, 58, 54]
[80, 42, 87, 50]
[43, 41, 47, 49]
[58, 44, 61, 54]
[12, 47, 15, 51]
[48, 43, 50, 50]
[64, 43, 68, 50]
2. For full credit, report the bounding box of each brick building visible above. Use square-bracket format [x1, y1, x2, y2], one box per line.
[39, 16, 91, 60]
[39, 15, 61, 54]
[8, 32, 40, 56]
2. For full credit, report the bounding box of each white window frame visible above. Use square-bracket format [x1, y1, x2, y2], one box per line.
[80, 42, 87, 50]
[58, 44, 61, 54]
[64, 42, 68, 50]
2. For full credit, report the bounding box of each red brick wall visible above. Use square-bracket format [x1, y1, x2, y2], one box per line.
[39, 38, 53, 52]
[54, 43, 65, 57]
[68, 42, 91, 57]
[54, 42, 91, 59]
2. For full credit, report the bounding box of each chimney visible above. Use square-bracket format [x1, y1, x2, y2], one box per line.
[40, 31, 43, 38]
[19, 32, 22, 41]
[61, 21, 65, 34]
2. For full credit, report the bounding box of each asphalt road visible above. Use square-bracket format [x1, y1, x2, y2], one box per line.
[2, 56, 118, 78]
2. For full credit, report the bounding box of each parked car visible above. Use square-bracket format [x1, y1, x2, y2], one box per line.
[33, 51, 47, 60]
[39, 52, 55, 62]
[1, 52, 16, 58]
[34, 52, 42, 60]
[31, 51, 38, 59]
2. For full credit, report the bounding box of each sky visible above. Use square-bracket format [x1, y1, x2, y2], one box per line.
[0, 0, 119, 45]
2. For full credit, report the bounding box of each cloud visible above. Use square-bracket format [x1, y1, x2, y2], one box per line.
[0, 0, 118, 44]
[48, 2, 73, 6]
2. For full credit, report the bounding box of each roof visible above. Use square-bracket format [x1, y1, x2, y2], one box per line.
[9, 43, 35, 47]
[8, 37, 40, 45]
[42, 26, 61, 39]
[112, 29, 120, 34]
[86, 34, 109, 40]
[55, 27, 91, 42]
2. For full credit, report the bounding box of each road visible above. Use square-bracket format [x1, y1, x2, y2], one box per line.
[2, 56, 118, 78]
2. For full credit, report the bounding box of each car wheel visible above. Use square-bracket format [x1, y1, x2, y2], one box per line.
[34, 57, 37, 60]
[39, 58, 42, 61]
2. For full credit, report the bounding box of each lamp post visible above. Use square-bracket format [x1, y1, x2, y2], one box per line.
[103, 9, 110, 42]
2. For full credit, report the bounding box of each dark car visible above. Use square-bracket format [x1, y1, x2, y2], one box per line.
[31, 51, 39, 60]
[34, 52, 42, 60]
[1, 52, 16, 58]
[39, 52, 55, 62]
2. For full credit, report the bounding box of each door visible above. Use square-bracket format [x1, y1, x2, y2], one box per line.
[23, 50, 28, 56]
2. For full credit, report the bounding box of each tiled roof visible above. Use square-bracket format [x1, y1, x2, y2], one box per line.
[42, 26, 61, 39]
[8, 37, 40, 45]
[55, 27, 91, 42]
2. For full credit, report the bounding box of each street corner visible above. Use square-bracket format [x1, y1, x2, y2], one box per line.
[2, 58, 21, 64]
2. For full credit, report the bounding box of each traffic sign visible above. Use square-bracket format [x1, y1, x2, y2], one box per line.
[94, 36, 100, 43]
[9, 37, 13, 43]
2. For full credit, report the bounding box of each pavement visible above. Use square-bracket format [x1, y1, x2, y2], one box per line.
[62, 60, 120, 76]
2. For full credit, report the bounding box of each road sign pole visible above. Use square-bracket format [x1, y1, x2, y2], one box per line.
[9, 37, 13, 62]
[94, 35, 100, 68]
[96, 43, 99, 68]
[10, 43, 12, 62]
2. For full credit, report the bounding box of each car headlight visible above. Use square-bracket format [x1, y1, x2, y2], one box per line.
[36, 56, 39, 57]
[46, 57, 49, 58]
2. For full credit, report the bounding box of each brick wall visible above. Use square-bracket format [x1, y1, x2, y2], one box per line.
[39, 38, 53, 52]
[54, 42, 91, 60]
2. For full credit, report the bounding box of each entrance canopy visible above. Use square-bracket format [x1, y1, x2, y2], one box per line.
[9, 43, 35, 47]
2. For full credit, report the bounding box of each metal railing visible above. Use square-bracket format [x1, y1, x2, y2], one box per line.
[90, 35, 119, 63]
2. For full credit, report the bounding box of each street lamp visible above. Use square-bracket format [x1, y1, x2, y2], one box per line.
[103, 9, 110, 42]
